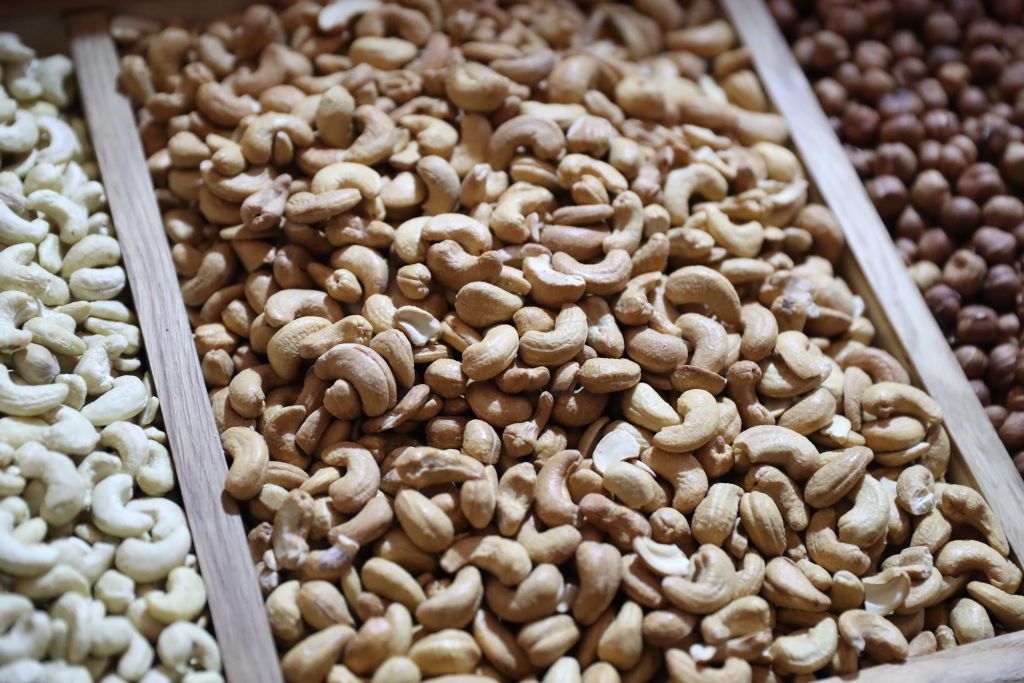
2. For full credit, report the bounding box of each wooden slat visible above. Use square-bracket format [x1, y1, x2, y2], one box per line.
[721, 0, 1024, 563]
[819, 630, 1024, 683]
[67, 12, 282, 683]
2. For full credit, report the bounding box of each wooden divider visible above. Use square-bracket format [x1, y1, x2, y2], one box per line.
[67, 12, 282, 683]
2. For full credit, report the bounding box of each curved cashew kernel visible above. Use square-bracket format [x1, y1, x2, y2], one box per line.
[837, 474, 890, 549]
[314, 343, 397, 417]
[732, 425, 821, 480]
[936, 540, 1022, 593]
[519, 305, 588, 367]
[440, 535, 531, 587]
[862, 568, 911, 616]
[92, 473, 152, 537]
[662, 163, 728, 225]
[937, 484, 1009, 557]
[862, 382, 942, 429]
[838, 610, 909, 663]
[114, 498, 191, 582]
[551, 249, 632, 297]
[222, 426, 269, 500]
[763, 557, 831, 611]
[665, 266, 741, 324]
[488, 115, 566, 170]
[803, 446, 872, 509]
[145, 566, 207, 623]
[662, 544, 737, 617]
[770, 616, 838, 675]
[633, 537, 691, 577]
[654, 389, 719, 453]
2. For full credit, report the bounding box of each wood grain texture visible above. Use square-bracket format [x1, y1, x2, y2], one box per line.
[819, 630, 1024, 683]
[721, 0, 1024, 562]
[67, 12, 282, 683]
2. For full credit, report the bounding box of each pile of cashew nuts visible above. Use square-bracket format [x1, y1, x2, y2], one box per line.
[0, 32, 222, 683]
[113, 1, 1024, 681]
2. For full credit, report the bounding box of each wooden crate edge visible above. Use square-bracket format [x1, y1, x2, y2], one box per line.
[66, 11, 282, 683]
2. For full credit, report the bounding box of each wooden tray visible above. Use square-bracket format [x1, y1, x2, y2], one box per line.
[2, 1, 1017, 681]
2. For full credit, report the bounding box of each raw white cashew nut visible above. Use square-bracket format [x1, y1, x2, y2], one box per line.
[74, 334, 129, 395]
[0, 110, 39, 153]
[81, 375, 149, 426]
[92, 473, 155, 538]
[157, 622, 221, 674]
[0, 290, 40, 351]
[144, 566, 207, 624]
[0, 509, 59, 577]
[34, 115, 81, 165]
[0, 198, 48, 245]
[13, 442, 87, 526]
[27, 189, 88, 245]
[114, 498, 192, 582]
[0, 243, 70, 305]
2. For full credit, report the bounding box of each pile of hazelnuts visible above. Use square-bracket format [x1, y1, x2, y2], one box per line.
[772, 0, 1024, 473]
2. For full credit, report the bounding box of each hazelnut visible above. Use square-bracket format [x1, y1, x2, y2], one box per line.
[814, 78, 848, 115]
[937, 143, 969, 179]
[998, 62, 1024, 100]
[982, 265, 1022, 309]
[982, 195, 1024, 230]
[971, 113, 1013, 157]
[948, 134, 978, 163]
[970, 378, 992, 405]
[895, 0, 931, 22]
[928, 45, 965, 72]
[914, 78, 949, 109]
[879, 113, 925, 147]
[770, 0, 799, 32]
[917, 227, 957, 264]
[957, 163, 1006, 203]
[889, 30, 924, 59]
[998, 312, 1021, 340]
[942, 249, 987, 297]
[825, 8, 868, 41]
[956, 304, 1000, 345]
[922, 109, 961, 142]
[910, 169, 951, 215]
[891, 56, 929, 84]
[1016, 351, 1024, 384]
[957, 86, 989, 117]
[877, 88, 924, 119]
[860, 67, 897, 103]
[866, 175, 909, 218]
[948, 1, 985, 25]
[811, 31, 851, 72]
[965, 18, 1005, 47]
[896, 205, 926, 239]
[998, 411, 1024, 450]
[1000, 140, 1024, 186]
[1009, 387, 1024, 412]
[938, 195, 981, 236]
[989, 404, 1010, 431]
[973, 227, 1018, 265]
[938, 61, 971, 94]
[871, 142, 917, 181]
[924, 282, 962, 329]
[993, 0, 1024, 23]
[841, 103, 880, 145]
[917, 139, 942, 169]
[955, 345, 989, 378]
[835, 62, 863, 93]
[924, 12, 961, 46]
[968, 44, 1007, 82]
[988, 343, 1020, 391]
[854, 41, 893, 70]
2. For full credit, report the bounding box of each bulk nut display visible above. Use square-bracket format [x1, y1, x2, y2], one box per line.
[114, 1, 1022, 681]
[773, 0, 1024, 470]
[0, 33, 223, 683]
